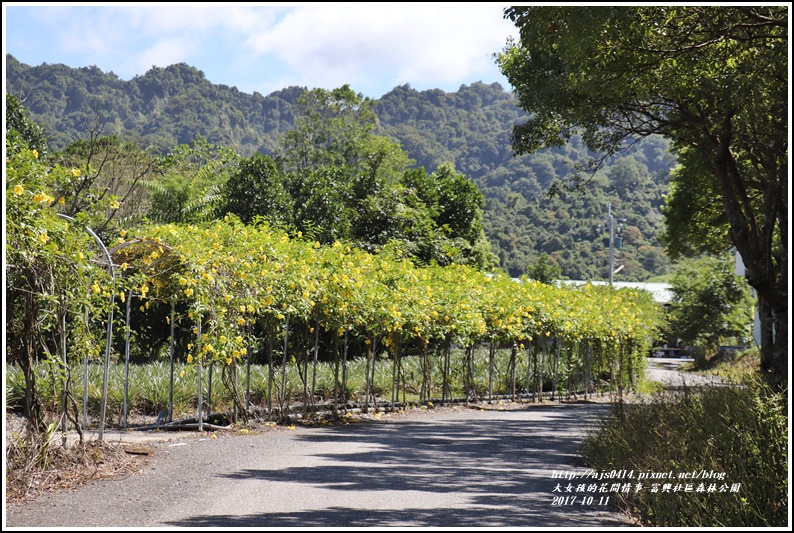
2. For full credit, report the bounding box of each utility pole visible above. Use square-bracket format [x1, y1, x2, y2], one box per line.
[600, 202, 623, 286]
[608, 202, 615, 286]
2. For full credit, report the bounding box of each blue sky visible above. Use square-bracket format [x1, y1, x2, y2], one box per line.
[3, 3, 519, 99]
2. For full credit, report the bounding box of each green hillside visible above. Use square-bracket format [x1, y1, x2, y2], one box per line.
[6, 54, 676, 280]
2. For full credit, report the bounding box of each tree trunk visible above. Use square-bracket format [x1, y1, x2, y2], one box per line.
[712, 116, 787, 389]
[23, 288, 45, 434]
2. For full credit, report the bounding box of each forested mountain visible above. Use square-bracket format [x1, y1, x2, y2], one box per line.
[6, 54, 677, 280]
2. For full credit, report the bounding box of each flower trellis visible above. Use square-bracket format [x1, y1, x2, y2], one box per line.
[8, 142, 664, 433]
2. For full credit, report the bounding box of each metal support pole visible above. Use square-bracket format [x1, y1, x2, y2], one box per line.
[169, 300, 175, 422]
[123, 288, 133, 428]
[83, 306, 89, 429]
[57, 213, 115, 442]
[197, 319, 203, 432]
[60, 310, 67, 433]
[608, 202, 615, 286]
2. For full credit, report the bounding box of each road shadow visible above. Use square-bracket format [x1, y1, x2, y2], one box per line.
[164, 403, 628, 527]
[169, 502, 627, 528]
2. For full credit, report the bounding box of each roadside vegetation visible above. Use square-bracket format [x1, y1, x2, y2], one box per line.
[6, 346, 635, 428]
[580, 351, 788, 527]
[6, 8, 787, 525]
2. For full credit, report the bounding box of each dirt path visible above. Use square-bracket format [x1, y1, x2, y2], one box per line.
[6, 403, 633, 528]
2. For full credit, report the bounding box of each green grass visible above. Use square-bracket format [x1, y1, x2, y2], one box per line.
[579, 375, 788, 526]
[635, 377, 664, 395]
[8, 344, 644, 424]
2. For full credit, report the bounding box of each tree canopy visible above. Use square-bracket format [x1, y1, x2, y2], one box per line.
[498, 5, 787, 384]
[8, 55, 680, 282]
[666, 255, 753, 355]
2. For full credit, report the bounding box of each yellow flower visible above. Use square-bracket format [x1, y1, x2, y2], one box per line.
[119, 291, 125, 303]
[193, 327, 199, 335]
[236, 336, 243, 344]
[225, 357, 232, 365]
[184, 288, 194, 297]
[219, 335, 227, 342]
[32, 150, 38, 159]
[58, 197, 66, 206]
[187, 355, 194, 364]
[71, 168, 81, 177]
[109, 200, 121, 209]
[140, 305, 145, 312]
[37, 232, 49, 244]
[14, 184, 24, 195]
[187, 343, 194, 350]
[120, 229, 127, 237]
[237, 318, 246, 325]
[120, 262, 128, 271]
[92, 283, 101, 294]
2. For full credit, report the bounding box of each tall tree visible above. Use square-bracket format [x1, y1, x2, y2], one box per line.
[219, 153, 292, 226]
[278, 84, 378, 173]
[56, 133, 160, 231]
[526, 253, 562, 285]
[6, 93, 48, 157]
[666, 255, 753, 357]
[498, 6, 787, 384]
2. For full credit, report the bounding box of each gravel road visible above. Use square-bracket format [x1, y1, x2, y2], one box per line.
[644, 357, 725, 387]
[6, 403, 633, 528]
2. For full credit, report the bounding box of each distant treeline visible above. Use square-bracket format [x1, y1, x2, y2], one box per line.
[6, 54, 677, 279]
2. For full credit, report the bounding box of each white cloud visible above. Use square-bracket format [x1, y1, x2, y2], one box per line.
[137, 38, 195, 72]
[240, 4, 516, 95]
[6, 3, 518, 96]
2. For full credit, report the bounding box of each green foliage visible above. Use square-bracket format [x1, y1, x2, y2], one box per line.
[526, 253, 562, 284]
[149, 135, 240, 224]
[9, 343, 650, 420]
[219, 153, 292, 226]
[54, 133, 161, 231]
[6, 93, 48, 157]
[498, 6, 787, 380]
[377, 83, 674, 280]
[580, 378, 788, 526]
[665, 255, 753, 352]
[6, 143, 118, 431]
[277, 84, 381, 173]
[7, 57, 678, 281]
[660, 147, 732, 260]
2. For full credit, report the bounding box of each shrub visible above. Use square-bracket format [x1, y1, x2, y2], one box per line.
[579, 377, 788, 526]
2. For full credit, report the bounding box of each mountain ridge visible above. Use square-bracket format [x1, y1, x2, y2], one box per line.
[6, 53, 676, 280]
